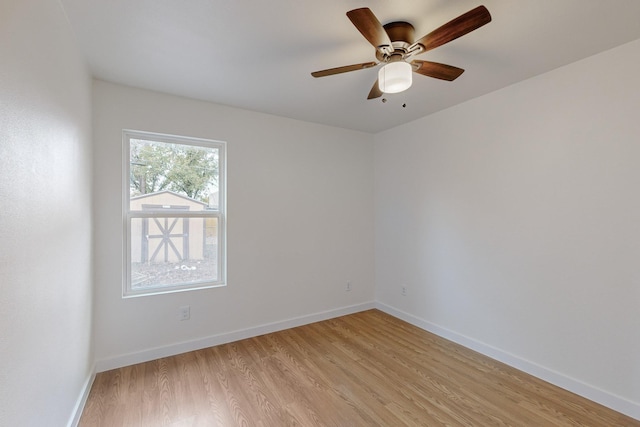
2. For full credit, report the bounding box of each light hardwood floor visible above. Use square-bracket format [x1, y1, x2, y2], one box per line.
[79, 310, 639, 426]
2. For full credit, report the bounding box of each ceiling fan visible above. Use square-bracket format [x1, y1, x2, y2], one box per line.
[311, 6, 491, 100]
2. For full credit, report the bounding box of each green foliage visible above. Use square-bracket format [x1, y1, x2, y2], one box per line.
[130, 140, 218, 203]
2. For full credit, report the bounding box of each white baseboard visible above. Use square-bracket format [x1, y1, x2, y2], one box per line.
[375, 302, 640, 422]
[95, 301, 376, 373]
[67, 366, 96, 427]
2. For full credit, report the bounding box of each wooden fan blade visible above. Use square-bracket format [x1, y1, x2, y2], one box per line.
[347, 8, 393, 53]
[412, 60, 464, 81]
[412, 5, 491, 53]
[311, 62, 377, 78]
[367, 79, 383, 99]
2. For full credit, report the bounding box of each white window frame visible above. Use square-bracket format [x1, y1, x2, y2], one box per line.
[122, 130, 226, 297]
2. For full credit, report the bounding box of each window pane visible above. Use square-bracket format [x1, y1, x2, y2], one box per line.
[124, 130, 225, 297]
[129, 138, 219, 210]
[130, 216, 219, 290]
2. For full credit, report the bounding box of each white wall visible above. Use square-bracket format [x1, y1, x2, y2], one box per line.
[375, 39, 640, 418]
[0, 1, 94, 426]
[92, 81, 375, 368]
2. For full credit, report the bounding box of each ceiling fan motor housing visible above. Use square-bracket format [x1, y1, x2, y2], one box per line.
[376, 22, 415, 62]
[385, 21, 415, 43]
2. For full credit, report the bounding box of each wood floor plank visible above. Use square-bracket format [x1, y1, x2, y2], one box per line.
[79, 310, 640, 426]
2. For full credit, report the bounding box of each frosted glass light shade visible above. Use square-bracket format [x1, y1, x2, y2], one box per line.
[378, 62, 412, 93]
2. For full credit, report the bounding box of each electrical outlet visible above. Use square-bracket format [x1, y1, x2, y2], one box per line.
[401, 285, 407, 296]
[346, 281, 352, 292]
[179, 305, 190, 321]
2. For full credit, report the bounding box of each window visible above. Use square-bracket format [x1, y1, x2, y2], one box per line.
[123, 130, 226, 297]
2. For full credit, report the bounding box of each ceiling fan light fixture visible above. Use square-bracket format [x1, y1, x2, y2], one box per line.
[378, 61, 412, 93]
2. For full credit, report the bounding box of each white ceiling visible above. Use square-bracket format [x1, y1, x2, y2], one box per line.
[60, 0, 640, 133]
